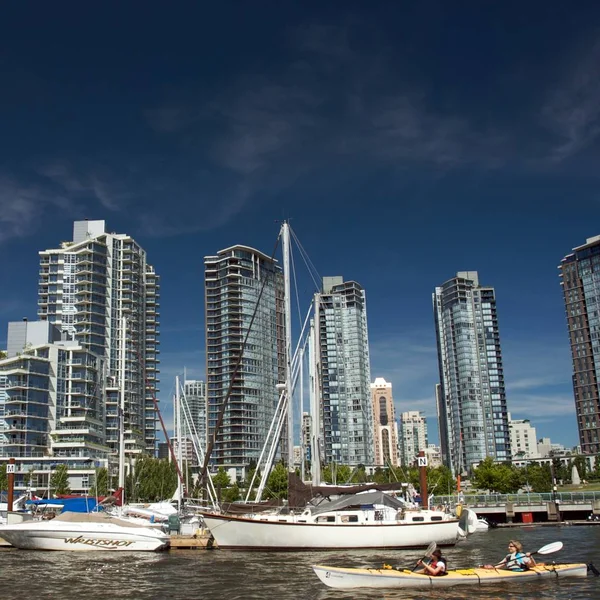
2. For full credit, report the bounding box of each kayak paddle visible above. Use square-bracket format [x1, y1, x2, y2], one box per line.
[503, 541, 563, 569]
[410, 541, 437, 572]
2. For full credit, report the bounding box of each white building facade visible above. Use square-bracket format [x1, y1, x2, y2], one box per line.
[508, 413, 540, 460]
[399, 411, 428, 466]
[38, 220, 160, 458]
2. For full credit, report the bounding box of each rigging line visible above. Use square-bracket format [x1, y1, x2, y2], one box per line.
[178, 381, 218, 506]
[289, 227, 322, 293]
[199, 231, 283, 488]
[128, 325, 186, 490]
[289, 234, 303, 327]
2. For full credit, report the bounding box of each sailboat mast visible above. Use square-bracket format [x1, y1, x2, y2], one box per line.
[309, 297, 322, 486]
[118, 316, 126, 494]
[299, 346, 305, 481]
[176, 375, 183, 511]
[282, 221, 294, 470]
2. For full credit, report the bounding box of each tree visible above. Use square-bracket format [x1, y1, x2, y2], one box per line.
[264, 462, 288, 499]
[0, 350, 7, 360]
[322, 463, 353, 484]
[89, 467, 109, 496]
[524, 463, 552, 493]
[428, 466, 456, 496]
[471, 457, 523, 493]
[50, 464, 71, 495]
[0, 463, 7, 492]
[222, 482, 241, 503]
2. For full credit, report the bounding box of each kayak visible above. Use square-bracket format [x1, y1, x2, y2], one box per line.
[312, 563, 589, 589]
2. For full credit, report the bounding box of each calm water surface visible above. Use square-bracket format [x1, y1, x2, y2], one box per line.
[1, 526, 599, 599]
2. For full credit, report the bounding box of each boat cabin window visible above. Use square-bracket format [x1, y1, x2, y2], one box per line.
[340, 515, 359, 523]
[431, 516, 443, 521]
[316, 516, 336, 523]
[411, 516, 425, 522]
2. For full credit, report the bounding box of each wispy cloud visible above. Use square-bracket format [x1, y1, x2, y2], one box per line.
[541, 38, 600, 162]
[0, 175, 72, 243]
[36, 161, 131, 211]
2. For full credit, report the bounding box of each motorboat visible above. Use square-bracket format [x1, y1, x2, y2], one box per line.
[475, 517, 489, 531]
[0, 511, 170, 551]
[201, 490, 463, 550]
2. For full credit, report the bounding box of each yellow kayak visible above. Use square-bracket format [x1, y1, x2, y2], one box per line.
[313, 563, 589, 589]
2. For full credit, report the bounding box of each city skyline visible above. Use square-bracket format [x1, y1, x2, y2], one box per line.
[4, 2, 600, 449]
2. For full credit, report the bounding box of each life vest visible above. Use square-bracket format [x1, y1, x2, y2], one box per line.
[429, 558, 447, 575]
[508, 552, 528, 571]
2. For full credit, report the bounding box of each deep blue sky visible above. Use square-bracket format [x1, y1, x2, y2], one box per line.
[2, 1, 600, 448]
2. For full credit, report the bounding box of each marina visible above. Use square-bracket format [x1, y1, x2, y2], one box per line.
[0, 523, 598, 599]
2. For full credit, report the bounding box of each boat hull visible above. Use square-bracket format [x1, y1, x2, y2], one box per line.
[312, 563, 589, 589]
[201, 513, 459, 550]
[0, 521, 170, 552]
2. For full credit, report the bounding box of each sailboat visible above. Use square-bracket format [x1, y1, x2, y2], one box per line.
[199, 223, 464, 550]
[0, 318, 170, 551]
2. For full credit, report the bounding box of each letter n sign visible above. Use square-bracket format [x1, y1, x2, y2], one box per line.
[417, 456, 428, 468]
[7, 464, 16, 474]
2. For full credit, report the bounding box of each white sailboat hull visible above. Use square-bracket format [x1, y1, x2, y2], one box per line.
[201, 513, 460, 550]
[0, 516, 170, 552]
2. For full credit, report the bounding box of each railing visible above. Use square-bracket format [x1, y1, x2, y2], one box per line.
[431, 492, 600, 506]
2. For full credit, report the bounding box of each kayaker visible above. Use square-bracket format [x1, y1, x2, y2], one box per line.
[416, 549, 447, 576]
[483, 540, 536, 571]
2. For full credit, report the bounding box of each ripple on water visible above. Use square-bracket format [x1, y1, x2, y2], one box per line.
[0, 526, 599, 599]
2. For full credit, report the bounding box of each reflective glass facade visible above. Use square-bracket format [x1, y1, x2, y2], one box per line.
[559, 236, 600, 454]
[433, 272, 510, 474]
[204, 246, 285, 474]
[316, 278, 374, 466]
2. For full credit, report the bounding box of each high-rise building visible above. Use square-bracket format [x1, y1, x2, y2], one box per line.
[559, 235, 600, 454]
[314, 276, 374, 466]
[508, 413, 540, 460]
[182, 379, 206, 465]
[204, 245, 285, 477]
[433, 271, 510, 474]
[370, 377, 399, 467]
[0, 320, 109, 492]
[37, 220, 160, 457]
[399, 411, 428, 466]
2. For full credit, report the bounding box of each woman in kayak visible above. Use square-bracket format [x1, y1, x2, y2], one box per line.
[484, 540, 536, 571]
[416, 549, 447, 576]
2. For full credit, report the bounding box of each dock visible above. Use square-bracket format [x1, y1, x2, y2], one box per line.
[169, 533, 216, 549]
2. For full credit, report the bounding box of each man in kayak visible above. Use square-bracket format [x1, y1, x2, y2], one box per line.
[484, 540, 536, 571]
[416, 549, 447, 576]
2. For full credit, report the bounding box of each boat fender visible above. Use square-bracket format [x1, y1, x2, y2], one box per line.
[382, 564, 393, 570]
[455, 504, 463, 517]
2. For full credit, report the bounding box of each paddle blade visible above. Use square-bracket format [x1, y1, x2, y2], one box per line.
[537, 541, 563, 555]
[424, 541, 437, 557]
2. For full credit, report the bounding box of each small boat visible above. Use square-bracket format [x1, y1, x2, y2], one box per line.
[474, 517, 489, 532]
[312, 563, 589, 589]
[0, 511, 170, 551]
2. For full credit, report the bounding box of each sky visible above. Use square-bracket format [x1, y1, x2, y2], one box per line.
[2, 1, 600, 448]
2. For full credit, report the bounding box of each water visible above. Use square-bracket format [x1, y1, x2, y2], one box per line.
[1, 526, 599, 599]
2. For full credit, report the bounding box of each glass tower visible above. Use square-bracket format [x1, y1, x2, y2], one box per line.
[559, 235, 600, 454]
[204, 245, 285, 476]
[315, 277, 374, 466]
[433, 271, 510, 474]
